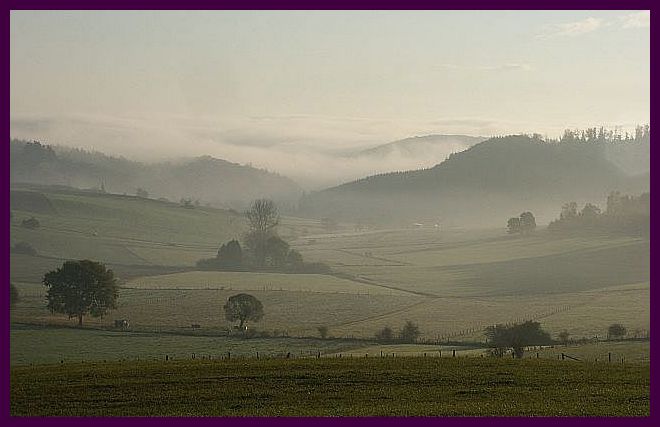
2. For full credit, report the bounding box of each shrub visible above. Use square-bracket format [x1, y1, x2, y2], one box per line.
[608, 323, 627, 340]
[375, 326, 394, 342]
[11, 241, 37, 256]
[21, 217, 40, 229]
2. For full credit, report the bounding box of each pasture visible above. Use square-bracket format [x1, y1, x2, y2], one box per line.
[125, 270, 415, 296]
[10, 357, 649, 416]
[10, 185, 649, 363]
[10, 325, 366, 366]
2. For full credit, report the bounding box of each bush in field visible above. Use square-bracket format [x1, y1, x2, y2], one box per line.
[317, 325, 329, 339]
[399, 321, 421, 343]
[21, 217, 40, 229]
[10, 283, 19, 309]
[217, 239, 243, 269]
[375, 326, 395, 342]
[558, 330, 570, 345]
[43, 260, 119, 326]
[485, 321, 552, 358]
[11, 241, 37, 256]
[608, 323, 627, 340]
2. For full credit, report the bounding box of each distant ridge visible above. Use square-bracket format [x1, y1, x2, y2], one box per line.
[299, 134, 650, 226]
[10, 139, 302, 210]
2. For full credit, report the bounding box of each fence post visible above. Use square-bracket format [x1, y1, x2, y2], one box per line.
[608, 352, 612, 363]
[452, 350, 456, 357]
[561, 353, 565, 360]
[227, 352, 231, 360]
[536, 352, 539, 359]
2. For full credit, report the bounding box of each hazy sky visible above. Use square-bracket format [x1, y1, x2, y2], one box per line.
[10, 10, 650, 186]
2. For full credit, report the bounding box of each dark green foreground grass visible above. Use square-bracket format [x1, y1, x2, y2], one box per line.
[11, 357, 648, 416]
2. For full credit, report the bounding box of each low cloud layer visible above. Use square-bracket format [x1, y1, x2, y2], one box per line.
[10, 113, 498, 189]
[9, 113, 634, 190]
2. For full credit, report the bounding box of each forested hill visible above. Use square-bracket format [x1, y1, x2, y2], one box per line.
[10, 140, 302, 210]
[298, 133, 650, 227]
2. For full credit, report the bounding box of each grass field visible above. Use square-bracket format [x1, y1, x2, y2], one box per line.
[10, 357, 649, 416]
[10, 325, 368, 365]
[10, 185, 649, 365]
[523, 340, 650, 364]
[125, 270, 415, 296]
[11, 286, 422, 337]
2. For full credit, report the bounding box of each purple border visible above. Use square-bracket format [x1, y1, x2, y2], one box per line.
[2, 2, 654, 426]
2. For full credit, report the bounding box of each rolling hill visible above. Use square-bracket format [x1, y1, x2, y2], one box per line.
[299, 135, 650, 226]
[10, 140, 303, 210]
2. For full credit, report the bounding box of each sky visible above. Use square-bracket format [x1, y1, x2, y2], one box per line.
[10, 10, 650, 187]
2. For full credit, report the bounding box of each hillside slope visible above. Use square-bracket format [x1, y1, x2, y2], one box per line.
[10, 140, 302, 209]
[299, 135, 650, 226]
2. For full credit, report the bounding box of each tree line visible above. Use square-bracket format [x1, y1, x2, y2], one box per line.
[548, 191, 649, 236]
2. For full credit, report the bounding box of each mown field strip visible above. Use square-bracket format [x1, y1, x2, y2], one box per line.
[11, 357, 649, 416]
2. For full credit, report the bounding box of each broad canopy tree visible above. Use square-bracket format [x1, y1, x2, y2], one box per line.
[485, 321, 552, 358]
[608, 323, 627, 340]
[43, 260, 119, 326]
[223, 293, 264, 329]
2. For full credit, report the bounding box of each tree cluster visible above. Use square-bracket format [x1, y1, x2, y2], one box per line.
[548, 192, 649, 236]
[197, 199, 330, 274]
[375, 321, 421, 344]
[507, 211, 536, 234]
[559, 125, 649, 145]
[608, 323, 627, 340]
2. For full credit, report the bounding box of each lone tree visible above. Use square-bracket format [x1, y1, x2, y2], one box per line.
[608, 323, 627, 340]
[558, 330, 570, 345]
[399, 320, 421, 343]
[485, 321, 552, 358]
[317, 325, 329, 339]
[10, 283, 19, 309]
[223, 293, 264, 329]
[245, 199, 279, 266]
[43, 260, 119, 326]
